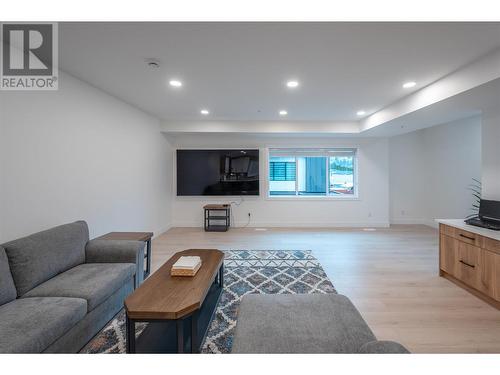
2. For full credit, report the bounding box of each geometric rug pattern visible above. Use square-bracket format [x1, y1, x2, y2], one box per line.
[81, 250, 336, 354]
[202, 250, 337, 353]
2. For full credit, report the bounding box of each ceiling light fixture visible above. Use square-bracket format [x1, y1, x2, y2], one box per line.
[402, 81, 416, 89]
[357, 110, 366, 116]
[279, 110, 288, 116]
[145, 58, 160, 69]
[286, 80, 299, 88]
[200, 109, 210, 115]
[169, 79, 183, 87]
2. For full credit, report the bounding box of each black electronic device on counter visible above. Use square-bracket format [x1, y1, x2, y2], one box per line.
[465, 199, 500, 231]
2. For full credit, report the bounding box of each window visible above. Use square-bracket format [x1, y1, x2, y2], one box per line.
[268, 148, 357, 197]
[269, 158, 296, 181]
[269, 157, 296, 195]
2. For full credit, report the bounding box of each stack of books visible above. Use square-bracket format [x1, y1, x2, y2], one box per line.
[171, 256, 202, 276]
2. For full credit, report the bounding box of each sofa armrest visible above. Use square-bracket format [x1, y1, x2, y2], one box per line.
[358, 340, 410, 354]
[85, 239, 145, 288]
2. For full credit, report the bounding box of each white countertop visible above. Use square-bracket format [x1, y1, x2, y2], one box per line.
[436, 219, 500, 242]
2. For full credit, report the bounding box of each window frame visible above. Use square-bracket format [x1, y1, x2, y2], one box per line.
[266, 148, 359, 200]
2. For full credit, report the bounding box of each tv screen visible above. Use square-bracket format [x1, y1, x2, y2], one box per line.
[176, 149, 260, 196]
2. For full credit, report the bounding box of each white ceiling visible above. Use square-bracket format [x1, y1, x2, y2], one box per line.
[59, 22, 500, 122]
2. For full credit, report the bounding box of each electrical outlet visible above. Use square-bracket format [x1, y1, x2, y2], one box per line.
[248, 212, 251, 217]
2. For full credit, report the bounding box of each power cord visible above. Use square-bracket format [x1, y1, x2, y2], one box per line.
[228, 196, 250, 228]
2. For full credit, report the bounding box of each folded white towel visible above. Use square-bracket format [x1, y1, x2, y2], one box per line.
[172, 256, 202, 270]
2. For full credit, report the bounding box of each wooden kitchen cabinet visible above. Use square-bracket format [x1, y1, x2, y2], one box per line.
[439, 223, 500, 309]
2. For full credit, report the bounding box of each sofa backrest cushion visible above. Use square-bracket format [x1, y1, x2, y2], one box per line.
[2, 221, 89, 296]
[0, 246, 17, 305]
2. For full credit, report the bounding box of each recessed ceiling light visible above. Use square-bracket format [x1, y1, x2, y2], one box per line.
[357, 110, 366, 116]
[402, 81, 416, 89]
[200, 109, 210, 115]
[286, 80, 299, 88]
[145, 58, 160, 69]
[169, 79, 182, 87]
[279, 110, 288, 116]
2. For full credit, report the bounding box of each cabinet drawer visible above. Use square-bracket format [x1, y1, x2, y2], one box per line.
[440, 224, 482, 247]
[454, 242, 482, 289]
[439, 234, 480, 282]
[454, 228, 483, 247]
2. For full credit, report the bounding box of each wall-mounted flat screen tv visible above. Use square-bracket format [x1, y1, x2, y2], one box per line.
[176, 149, 260, 196]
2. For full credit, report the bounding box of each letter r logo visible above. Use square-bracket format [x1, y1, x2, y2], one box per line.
[2, 24, 53, 76]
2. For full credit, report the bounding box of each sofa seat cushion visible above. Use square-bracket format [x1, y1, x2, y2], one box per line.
[358, 340, 410, 353]
[231, 293, 377, 353]
[0, 246, 17, 305]
[0, 297, 87, 353]
[2, 221, 89, 296]
[23, 263, 135, 312]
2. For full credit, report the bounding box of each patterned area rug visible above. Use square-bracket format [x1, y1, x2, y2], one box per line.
[81, 250, 336, 354]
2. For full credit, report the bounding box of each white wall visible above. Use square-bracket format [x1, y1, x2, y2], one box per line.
[389, 116, 481, 226]
[388, 130, 427, 223]
[481, 106, 500, 200]
[0, 72, 172, 242]
[169, 116, 483, 229]
[168, 134, 389, 227]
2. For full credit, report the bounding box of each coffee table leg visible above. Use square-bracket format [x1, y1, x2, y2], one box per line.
[177, 320, 184, 353]
[219, 263, 224, 288]
[126, 315, 135, 353]
[144, 239, 152, 278]
[191, 311, 199, 353]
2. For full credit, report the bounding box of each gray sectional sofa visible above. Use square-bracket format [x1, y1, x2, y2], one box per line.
[0, 221, 145, 353]
[232, 294, 409, 353]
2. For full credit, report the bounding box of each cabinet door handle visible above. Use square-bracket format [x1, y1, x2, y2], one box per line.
[459, 260, 475, 268]
[459, 233, 476, 241]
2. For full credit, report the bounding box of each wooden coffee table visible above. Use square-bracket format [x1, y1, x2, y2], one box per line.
[124, 249, 224, 353]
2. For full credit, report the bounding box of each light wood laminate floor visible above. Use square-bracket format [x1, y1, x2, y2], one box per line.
[151, 225, 500, 353]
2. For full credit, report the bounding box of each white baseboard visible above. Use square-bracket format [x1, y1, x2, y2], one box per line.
[165, 219, 442, 230]
[154, 223, 173, 237]
[171, 220, 390, 228]
[390, 218, 427, 225]
[390, 218, 438, 229]
[424, 219, 439, 229]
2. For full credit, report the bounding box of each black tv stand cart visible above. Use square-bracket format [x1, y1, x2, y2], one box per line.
[204, 204, 231, 232]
